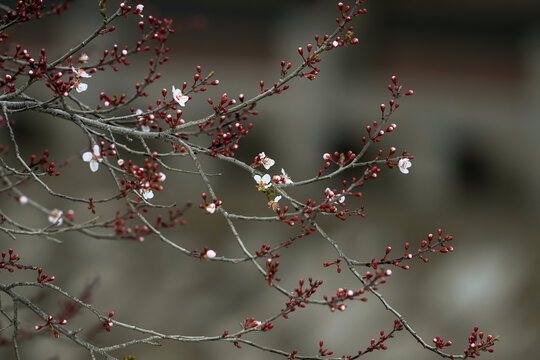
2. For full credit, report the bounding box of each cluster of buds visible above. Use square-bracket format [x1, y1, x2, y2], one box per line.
[117, 155, 166, 200]
[28, 149, 60, 176]
[99, 91, 125, 108]
[154, 206, 189, 230]
[323, 258, 342, 273]
[265, 256, 281, 286]
[103, 311, 115, 332]
[319, 151, 356, 176]
[108, 206, 152, 242]
[433, 336, 453, 349]
[464, 327, 497, 357]
[200, 193, 222, 215]
[34, 315, 67, 338]
[318, 340, 334, 356]
[324, 287, 367, 312]
[282, 278, 323, 319]
[297, 43, 322, 80]
[190, 66, 220, 93]
[37, 267, 55, 284]
[0, 248, 22, 272]
[365, 322, 404, 353]
[242, 317, 262, 330]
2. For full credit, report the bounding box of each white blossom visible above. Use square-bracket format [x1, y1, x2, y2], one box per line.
[398, 158, 412, 174]
[82, 145, 103, 172]
[205, 203, 216, 214]
[258, 152, 275, 170]
[172, 86, 189, 107]
[140, 188, 154, 200]
[254, 174, 272, 191]
[48, 209, 63, 225]
[71, 66, 91, 78]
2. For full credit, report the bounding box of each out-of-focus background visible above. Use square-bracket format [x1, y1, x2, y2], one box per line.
[1, 0, 539, 359]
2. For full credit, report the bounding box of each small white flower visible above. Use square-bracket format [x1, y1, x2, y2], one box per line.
[253, 320, 262, 327]
[74, 81, 88, 93]
[206, 249, 217, 258]
[78, 53, 89, 63]
[172, 86, 189, 107]
[48, 209, 63, 225]
[254, 174, 272, 191]
[157, 172, 166, 182]
[398, 158, 412, 174]
[82, 145, 103, 172]
[325, 187, 345, 204]
[268, 195, 282, 210]
[332, 40, 339, 47]
[140, 188, 154, 200]
[205, 203, 216, 214]
[136, 4, 144, 17]
[71, 66, 91, 78]
[258, 152, 275, 170]
[323, 153, 331, 160]
[18, 195, 28, 205]
[280, 168, 293, 184]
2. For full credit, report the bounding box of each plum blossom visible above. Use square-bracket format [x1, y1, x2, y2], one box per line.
[325, 187, 345, 204]
[157, 172, 166, 182]
[272, 168, 292, 184]
[18, 196, 28, 204]
[78, 53, 89, 63]
[140, 187, 154, 200]
[205, 203, 216, 214]
[254, 174, 272, 191]
[279, 168, 293, 184]
[398, 158, 412, 174]
[74, 81, 88, 93]
[172, 86, 189, 107]
[323, 153, 332, 160]
[268, 195, 282, 210]
[205, 249, 217, 258]
[82, 145, 103, 172]
[48, 209, 63, 225]
[135, 4, 144, 17]
[258, 152, 275, 170]
[71, 66, 91, 78]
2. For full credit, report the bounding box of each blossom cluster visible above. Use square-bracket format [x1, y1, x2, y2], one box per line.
[252, 152, 293, 211]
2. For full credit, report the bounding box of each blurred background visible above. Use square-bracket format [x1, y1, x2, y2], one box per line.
[1, 0, 539, 359]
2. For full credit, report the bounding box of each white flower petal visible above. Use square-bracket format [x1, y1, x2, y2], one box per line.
[92, 145, 100, 156]
[142, 189, 154, 199]
[76, 82, 88, 93]
[398, 159, 412, 174]
[82, 151, 93, 162]
[89, 160, 99, 172]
